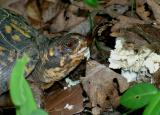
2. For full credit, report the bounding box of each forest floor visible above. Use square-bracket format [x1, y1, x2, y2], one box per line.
[1, 0, 160, 115]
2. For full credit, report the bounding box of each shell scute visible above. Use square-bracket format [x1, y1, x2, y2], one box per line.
[0, 8, 39, 95]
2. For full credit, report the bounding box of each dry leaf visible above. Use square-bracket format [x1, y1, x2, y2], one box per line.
[69, 11, 97, 36]
[0, 0, 28, 17]
[26, 0, 42, 28]
[69, 19, 91, 36]
[26, 0, 41, 21]
[45, 85, 83, 115]
[111, 16, 145, 32]
[81, 60, 129, 114]
[50, 8, 85, 32]
[100, 4, 128, 18]
[147, 0, 160, 23]
[153, 69, 160, 88]
[0, 0, 18, 7]
[136, 0, 151, 20]
[107, 0, 129, 6]
[41, 0, 63, 23]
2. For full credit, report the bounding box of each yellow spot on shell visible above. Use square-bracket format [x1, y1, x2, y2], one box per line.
[12, 35, 21, 42]
[0, 46, 5, 52]
[0, 46, 5, 55]
[5, 25, 12, 33]
[10, 23, 31, 38]
[49, 48, 54, 56]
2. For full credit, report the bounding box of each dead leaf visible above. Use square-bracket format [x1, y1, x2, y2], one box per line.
[111, 16, 145, 32]
[0, 0, 27, 17]
[26, 0, 41, 21]
[41, 0, 63, 23]
[45, 85, 83, 115]
[26, 0, 42, 28]
[107, 0, 129, 6]
[69, 11, 97, 36]
[136, 0, 151, 21]
[8, 1, 26, 14]
[147, 0, 160, 23]
[0, 0, 18, 8]
[69, 0, 93, 11]
[81, 60, 129, 114]
[100, 4, 129, 18]
[153, 69, 160, 88]
[49, 8, 85, 32]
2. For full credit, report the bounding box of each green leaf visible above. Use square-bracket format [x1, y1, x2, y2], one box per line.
[120, 83, 158, 110]
[10, 54, 37, 115]
[84, 0, 98, 7]
[16, 80, 37, 115]
[10, 54, 29, 106]
[16, 108, 21, 115]
[143, 92, 160, 115]
[31, 109, 48, 115]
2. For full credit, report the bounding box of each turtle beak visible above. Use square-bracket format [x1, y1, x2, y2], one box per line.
[77, 47, 90, 60]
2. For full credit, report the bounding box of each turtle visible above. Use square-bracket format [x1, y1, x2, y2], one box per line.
[0, 8, 88, 107]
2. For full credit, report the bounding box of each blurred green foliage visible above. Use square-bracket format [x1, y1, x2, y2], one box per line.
[9, 54, 47, 115]
[120, 83, 160, 115]
[84, 0, 98, 7]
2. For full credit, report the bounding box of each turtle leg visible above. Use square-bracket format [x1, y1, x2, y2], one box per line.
[29, 82, 45, 108]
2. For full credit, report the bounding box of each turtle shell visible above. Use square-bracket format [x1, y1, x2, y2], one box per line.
[0, 8, 40, 95]
[0, 8, 89, 94]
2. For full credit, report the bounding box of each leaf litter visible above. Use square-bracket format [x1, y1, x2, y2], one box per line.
[1, 0, 160, 114]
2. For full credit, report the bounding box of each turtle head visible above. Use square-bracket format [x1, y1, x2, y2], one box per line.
[40, 34, 89, 89]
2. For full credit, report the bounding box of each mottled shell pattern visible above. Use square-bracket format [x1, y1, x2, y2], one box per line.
[0, 8, 41, 95]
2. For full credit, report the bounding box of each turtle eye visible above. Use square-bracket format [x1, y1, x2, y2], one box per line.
[67, 41, 73, 48]
[65, 38, 79, 49]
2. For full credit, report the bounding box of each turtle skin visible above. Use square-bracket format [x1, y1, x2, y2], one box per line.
[0, 8, 88, 107]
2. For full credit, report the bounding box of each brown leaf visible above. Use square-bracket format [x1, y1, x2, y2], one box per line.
[98, 0, 129, 8]
[8, 1, 26, 15]
[0, 0, 18, 8]
[111, 16, 145, 32]
[147, 0, 160, 23]
[45, 85, 83, 115]
[99, 4, 129, 18]
[41, 0, 63, 23]
[81, 60, 129, 114]
[153, 69, 160, 88]
[0, 0, 27, 16]
[136, 0, 151, 21]
[69, 11, 97, 36]
[25, 0, 42, 28]
[49, 8, 85, 32]
[107, 0, 129, 6]
[26, 0, 41, 21]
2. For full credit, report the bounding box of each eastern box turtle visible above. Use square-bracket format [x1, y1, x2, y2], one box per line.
[0, 8, 88, 107]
